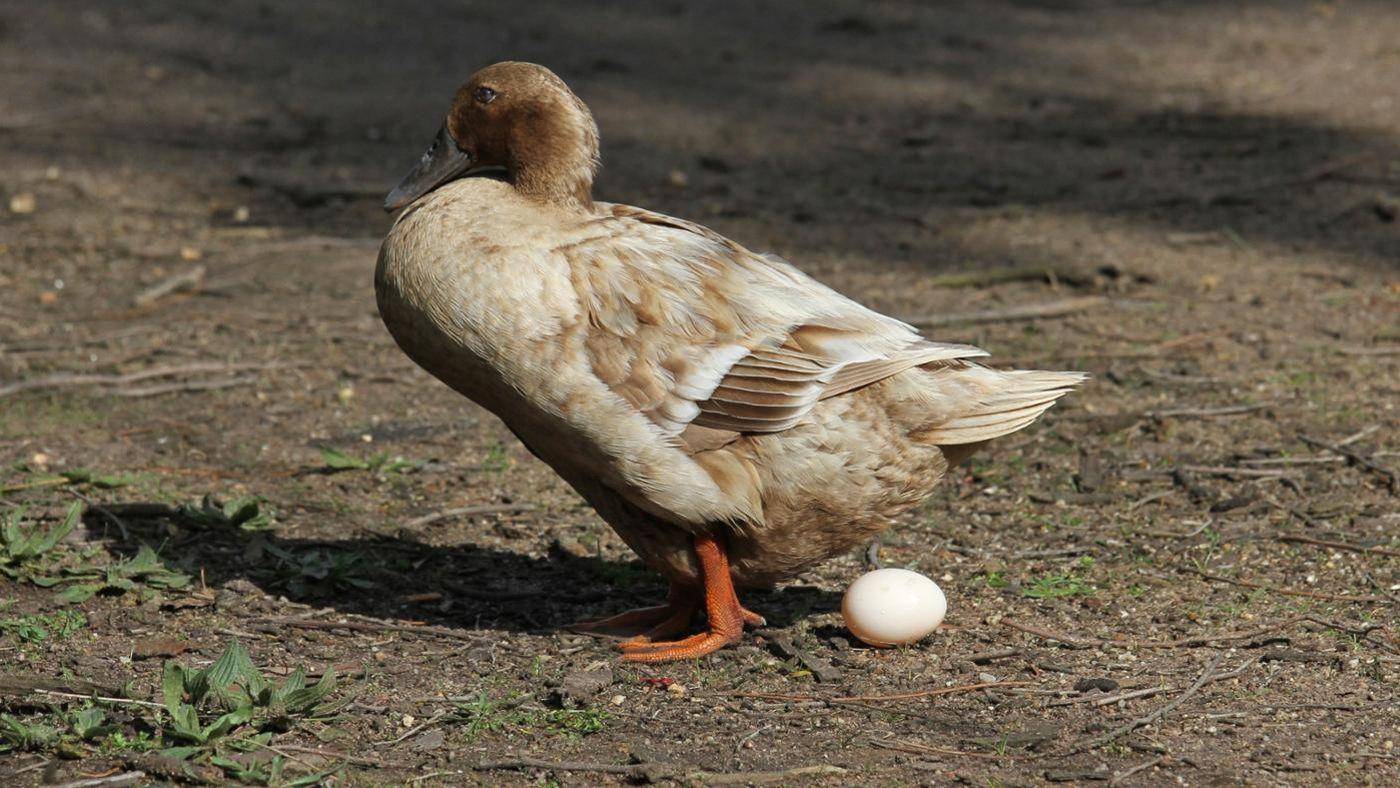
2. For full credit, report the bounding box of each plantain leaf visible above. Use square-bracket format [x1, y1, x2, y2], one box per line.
[163, 662, 187, 715]
[204, 641, 258, 697]
[319, 447, 368, 471]
[282, 669, 336, 714]
[58, 583, 101, 604]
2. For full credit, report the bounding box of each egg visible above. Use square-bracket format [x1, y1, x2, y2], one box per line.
[841, 568, 947, 647]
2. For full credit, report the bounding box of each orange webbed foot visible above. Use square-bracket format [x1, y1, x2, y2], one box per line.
[569, 605, 681, 638]
[620, 629, 742, 662]
[619, 604, 698, 646]
[615, 531, 755, 663]
[570, 583, 699, 639]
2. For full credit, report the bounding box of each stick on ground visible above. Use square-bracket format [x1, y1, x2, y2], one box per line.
[403, 503, 537, 528]
[1062, 651, 1228, 756]
[1299, 433, 1398, 494]
[133, 264, 205, 307]
[907, 296, 1106, 328]
[1188, 569, 1384, 603]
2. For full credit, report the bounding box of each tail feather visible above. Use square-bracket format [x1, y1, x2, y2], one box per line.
[920, 368, 1085, 445]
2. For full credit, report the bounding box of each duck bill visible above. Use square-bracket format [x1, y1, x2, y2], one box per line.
[384, 124, 473, 211]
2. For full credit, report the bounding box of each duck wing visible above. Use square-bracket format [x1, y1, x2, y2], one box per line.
[564, 204, 987, 439]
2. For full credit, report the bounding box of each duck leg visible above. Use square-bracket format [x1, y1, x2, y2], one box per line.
[620, 531, 760, 662]
[569, 583, 698, 639]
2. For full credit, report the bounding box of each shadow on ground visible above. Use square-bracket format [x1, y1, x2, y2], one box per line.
[4, 1, 1395, 275]
[77, 506, 841, 635]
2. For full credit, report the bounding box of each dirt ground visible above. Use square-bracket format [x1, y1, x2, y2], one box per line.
[2, 1, 1397, 785]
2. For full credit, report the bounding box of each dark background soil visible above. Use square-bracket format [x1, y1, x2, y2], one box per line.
[2, 1, 1397, 785]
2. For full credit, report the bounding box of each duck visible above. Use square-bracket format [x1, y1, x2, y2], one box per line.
[376, 61, 1084, 662]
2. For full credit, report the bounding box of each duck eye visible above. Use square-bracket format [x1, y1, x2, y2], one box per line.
[474, 86, 497, 105]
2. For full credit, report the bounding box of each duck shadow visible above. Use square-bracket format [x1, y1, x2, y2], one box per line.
[78, 505, 841, 635]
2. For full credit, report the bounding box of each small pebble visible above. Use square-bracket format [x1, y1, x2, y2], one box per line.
[666, 169, 689, 188]
[610, 694, 625, 706]
[978, 672, 998, 684]
[9, 192, 36, 214]
[666, 682, 687, 698]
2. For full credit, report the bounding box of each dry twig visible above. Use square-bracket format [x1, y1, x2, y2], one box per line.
[1201, 153, 1376, 205]
[1148, 404, 1264, 419]
[254, 616, 485, 642]
[729, 679, 1028, 704]
[48, 773, 147, 788]
[925, 265, 1091, 289]
[113, 375, 258, 397]
[690, 765, 849, 785]
[1049, 656, 1257, 708]
[1188, 569, 1384, 603]
[870, 738, 1022, 761]
[473, 758, 646, 777]
[1177, 465, 1296, 479]
[1111, 756, 1165, 784]
[1006, 617, 1308, 650]
[1299, 433, 1397, 494]
[1278, 534, 1400, 558]
[0, 362, 283, 398]
[28, 688, 164, 709]
[133, 265, 205, 307]
[907, 296, 1106, 328]
[404, 503, 536, 528]
[1061, 651, 1227, 756]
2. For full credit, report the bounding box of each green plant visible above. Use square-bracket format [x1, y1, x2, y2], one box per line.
[0, 707, 118, 759]
[0, 502, 79, 580]
[98, 730, 159, 755]
[0, 610, 87, 643]
[67, 707, 116, 742]
[983, 571, 1010, 589]
[39, 544, 191, 603]
[179, 494, 275, 532]
[445, 692, 607, 740]
[0, 713, 59, 753]
[1023, 573, 1095, 599]
[161, 641, 345, 748]
[318, 447, 420, 475]
[447, 692, 526, 740]
[1, 468, 131, 495]
[261, 544, 375, 596]
[210, 745, 338, 787]
[480, 442, 511, 473]
[546, 708, 608, 736]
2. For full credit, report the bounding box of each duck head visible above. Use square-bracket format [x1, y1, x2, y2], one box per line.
[384, 61, 601, 211]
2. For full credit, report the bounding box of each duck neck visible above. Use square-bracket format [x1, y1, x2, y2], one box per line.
[507, 101, 599, 210]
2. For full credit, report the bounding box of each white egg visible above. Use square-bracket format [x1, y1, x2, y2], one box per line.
[841, 568, 947, 647]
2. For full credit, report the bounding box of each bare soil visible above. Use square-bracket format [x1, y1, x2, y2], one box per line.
[2, 1, 1397, 785]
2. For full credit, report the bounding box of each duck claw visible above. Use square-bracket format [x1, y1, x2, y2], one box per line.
[619, 629, 742, 662]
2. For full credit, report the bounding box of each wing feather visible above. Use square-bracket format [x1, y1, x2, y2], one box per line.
[565, 203, 992, 437]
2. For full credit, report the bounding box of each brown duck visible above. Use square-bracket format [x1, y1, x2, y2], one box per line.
[377, 62, 1083, 662]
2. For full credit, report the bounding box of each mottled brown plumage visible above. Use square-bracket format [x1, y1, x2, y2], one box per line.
[377, 62, 1083, 661]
